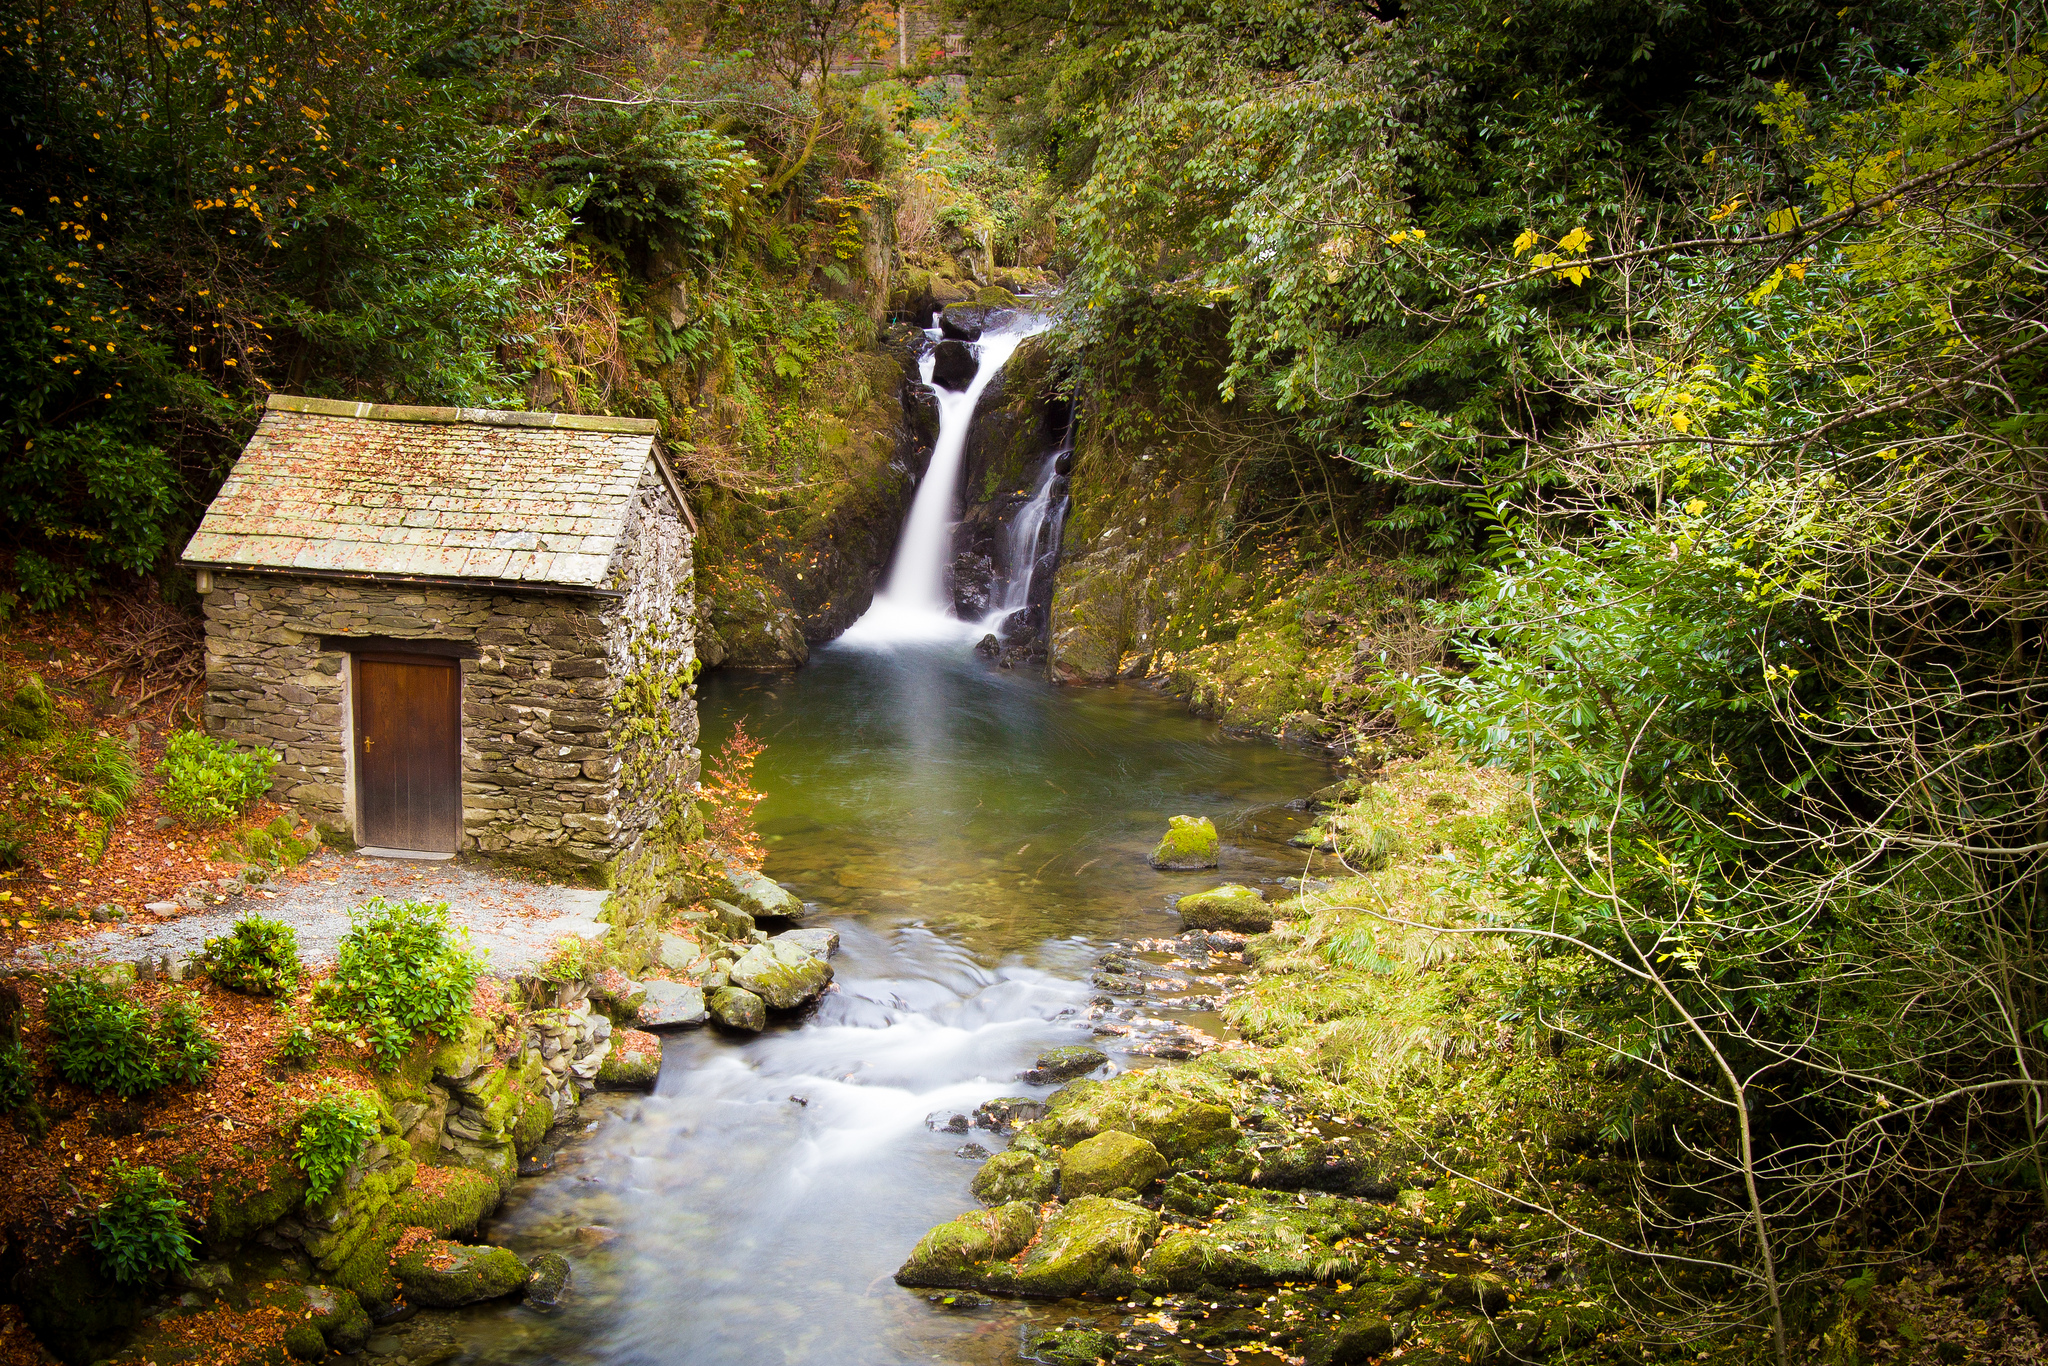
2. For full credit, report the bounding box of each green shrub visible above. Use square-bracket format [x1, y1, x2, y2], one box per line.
[155, 730, 277, 828]
[295, 1085, 381, 1204]
[275, 1024, 318, 1068]
[88, 1162, 198, 1286]
[202, 915, 303, 996]
[0, 1039, 32, 1111]
[44, 976, 220, 1097]
[320, 898, 483, 1069]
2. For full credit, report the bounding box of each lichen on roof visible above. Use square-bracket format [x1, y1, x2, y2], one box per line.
[182, 395, 663, 589]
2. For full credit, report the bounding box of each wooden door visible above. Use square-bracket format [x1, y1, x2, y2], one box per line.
[353, 653, 461, 853]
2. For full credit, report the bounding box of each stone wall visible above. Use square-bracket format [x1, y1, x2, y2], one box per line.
[198, 461, 699, 883]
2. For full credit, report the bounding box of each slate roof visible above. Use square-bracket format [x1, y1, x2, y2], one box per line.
[182, 396, 662, 590]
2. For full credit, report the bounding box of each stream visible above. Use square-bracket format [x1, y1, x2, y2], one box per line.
[455, 645, 1335, 1365]
[453, 311, 1337, 1364]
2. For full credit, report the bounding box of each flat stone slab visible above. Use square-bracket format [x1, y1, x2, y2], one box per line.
[718, 867, 804, 920]
[635, 981, 708, 1029]
[773, 927, 839, 961]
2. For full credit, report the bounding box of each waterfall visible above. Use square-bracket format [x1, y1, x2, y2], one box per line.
[984, 446, 1068, 619]
[839, 315, 1047, 646]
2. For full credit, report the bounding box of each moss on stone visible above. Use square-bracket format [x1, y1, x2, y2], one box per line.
[205, 1154, 308, 1244]
[729, 938, 831, 1009]
[1032, 1073, 1236, 1160]
[971, 1147, 1058, 1205]
[1059, 1130, 1168, 1199]
[389, 1165, 500, 1236]
[1013, 1196, 1160, 1298]
[1175, 883, 1275, 932]
[1149, 815, 1219, 870]
[893, 1218, 996, 1288]
[1031, 1328, 1123, 1366]
[393, 1239, 528, 1307]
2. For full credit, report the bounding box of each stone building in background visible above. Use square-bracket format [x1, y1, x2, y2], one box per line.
[180, 394, 699, 876]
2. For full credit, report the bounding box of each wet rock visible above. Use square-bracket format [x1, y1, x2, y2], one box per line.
[972, 1096, 1047, 1132]
[932, 339, 977, 391]
[1305, 1317, 1398, 1365]
[1442, 1272, 1512, 1316]
[972, 1148, 1059, 1205]
[928, 1111, 971, 1133]
[938, 307, 984, 342]
[1022, 1044, 1107, 1084]
[1033, 1077, 1237, 1160]
[694, 899, 757, 939]
[955, 1142, 991, 1159]
[717, 867, 805, 920]
[1174, 884, 1274, 933]
[1149, 814, 1220, 870]
[730, 937, 833, 1009]
[657, 933, 706, 973]
[975, 633, 1000, 657]
[524, 1251, 572, 1309]
[708, 985, 767, 1032]
[1031, 1328, 1124, 1366]
[1060, 1130, 1168, 1199]
[596, 1028, 661, 1089]
[895, 1217, 996, 1288]
[1013, 1196, 1159, 1298]
[634, 981, 707, 1030]
[392, 1239, 527, 1307]
[1145, 1198, 1342, 1290]
[772, 927, 839, 961]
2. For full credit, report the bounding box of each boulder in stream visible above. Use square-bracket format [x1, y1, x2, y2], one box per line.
[971, 1148, 1059, 1205]
[716, 868, 805, 920]
[1021, 1044, 1107, 1084]
[709, 984, 768, 1031]
[524, 1251, 573, 1310]
[1149, 814, 1220, 870]
[392, 1239, 527, 1307]
[596, 1027, 661, 1089]
[1059, 1129, 1168, 1199]
[1174, 883, 1275, 933]
[1031, 1329, 1125, 1366]
[931, 339, 976, 391]
[1012, 1195, 1160, 1298]
[730, 937, 833, 1009]
[893, 1201, 1039, 1289]
[773, 927, 839, 961]
[635, 981, 707, 1030]
[1034, 1076, 1237, 1160]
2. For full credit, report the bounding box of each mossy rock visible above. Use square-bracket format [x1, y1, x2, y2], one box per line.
[1013, 1196, 1160, 1298]
[389, 1165, 501, 1236]
[0, 674, 57, 740]
[708, 985, 767, 1031]
[1149, 815, 1219, 870]
[1442, 1271, 1511, 1316]
[252, 1280, 370, 1353]
[717, 868, 803, 920]
[526, 1250, 573, 1309]
[206, 1155, 309, 1243]
[1304, 1316, 1397, 1365]
[1030, 1327, 1123, 1365]
[972, 1147, 1059, 1205]
[597, 1028, 662, 1089]
[895, 1218, 998, 1289]
[392, 1239, 528, 1307]
[1060, 1130, 1168, 1199]
[1174, 884, 1273, 932]
[1033, 1076, 1236, 1160]
[729, 938, 832, 1009]
[974, 285, 1021, 308]
[513, 1090, 553, 1152]
[1023, 1044, 1107, 1083]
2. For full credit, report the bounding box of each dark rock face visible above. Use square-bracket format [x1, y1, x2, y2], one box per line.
[938, 307, 984, 341]
[951, 550, 994, 615]
[1021, 1044, 1107, 1084]
[931, 339, 977, 391]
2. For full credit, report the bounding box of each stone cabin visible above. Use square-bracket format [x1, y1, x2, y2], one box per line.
[181, 394, 699, 871]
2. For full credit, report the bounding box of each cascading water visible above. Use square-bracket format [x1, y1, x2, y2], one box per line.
[983, 446, 1068, 622]
[838, 316, 1048, 645]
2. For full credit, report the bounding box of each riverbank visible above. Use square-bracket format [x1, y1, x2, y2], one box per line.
[895, 753, 2048, 1366]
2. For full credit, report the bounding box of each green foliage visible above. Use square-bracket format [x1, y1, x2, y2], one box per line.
[294, 1084, 381, 1204]
[155, 730, 276, 828]
[320, 899, 482, 1069]
[44, 976, 219, 1098]
[0, 1039, 32, 1112]
[202, 915, 304, 997]
[0, 674, 56, 741]
[274, 1024, 319, 1069]
[88, 1163, 199, 1287]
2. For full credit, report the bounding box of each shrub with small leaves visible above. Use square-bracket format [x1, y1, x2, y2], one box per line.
[320, 898, 482, 1070]
[201, 914, 303, 996]
[295, 1084, 381, 1204]
[45, 976, 219, 1097]
[0, 1039, 32, 1112]
[274, 1024, 318, 1068]
[155, 729, 277, 828]
[89, 1162, 198, 1286]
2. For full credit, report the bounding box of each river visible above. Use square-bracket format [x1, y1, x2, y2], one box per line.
[455, 640, 1335, 1364]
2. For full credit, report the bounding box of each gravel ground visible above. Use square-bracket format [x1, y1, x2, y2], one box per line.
[12, 850, 611, 975]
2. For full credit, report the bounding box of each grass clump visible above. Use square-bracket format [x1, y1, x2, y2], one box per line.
[156, 729, 276, 828]
[295, 1084, 381, 1203]
[200, 914, 303, 997]
[318, 898, 482, 1069]
[44, 976, 221, 1098]
[88, 1162, 199, 1286]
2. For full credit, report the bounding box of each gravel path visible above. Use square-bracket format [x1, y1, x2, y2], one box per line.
[12, 851, 611, 975]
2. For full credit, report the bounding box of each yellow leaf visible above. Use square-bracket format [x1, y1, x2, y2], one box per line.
[1671, 414, 1692, 433]
[1556, 226, 1592, 254]
[1684, 497, 1706, 516]
[1765, 206, 1802, 235]
[1512, 229, 1541, 257]
[1786, 260, 1808, 280]
[1709, 197, 1745, 223]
